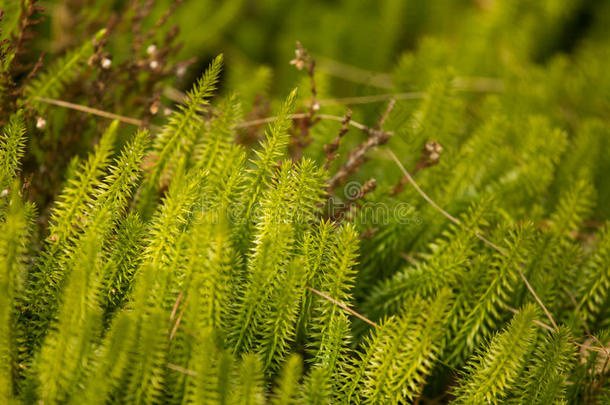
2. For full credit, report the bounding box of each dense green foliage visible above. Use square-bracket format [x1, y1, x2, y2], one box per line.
[1, 0, 610, 403]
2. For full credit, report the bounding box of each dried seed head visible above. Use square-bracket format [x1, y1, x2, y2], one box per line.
[290, 42, 311, 72]
[149, 60, 159, 70]
[290, 58, 305, 70]
[101, 57, 112, 69]
[147, 44, 157, 55]
[422, 140, 442, 165]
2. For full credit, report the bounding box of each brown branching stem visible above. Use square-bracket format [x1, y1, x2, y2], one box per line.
[375, 98, 395, 131]
[331, 178, 377, 222]
[323, 109, 351, 170]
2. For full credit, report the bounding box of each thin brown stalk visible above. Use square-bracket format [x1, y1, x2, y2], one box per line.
[34, 96, 378, 140]
[237, 112, 373, 133]
[166, 363, 197, 376]
[33, 96, 162, 130]
[169, 306, 185, 341]
[319, 92, 425, 106]
[315, 56, 504, 94]
[315, 56, 393, 89]
[306, 285, 378, 328]
[375, 98, 395, 130]
[169, 292, 182, 321]
[517, 268, 558, 330]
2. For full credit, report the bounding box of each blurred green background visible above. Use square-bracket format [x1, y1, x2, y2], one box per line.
[8, 0, 610, 222]
[38, 0, 610, 96]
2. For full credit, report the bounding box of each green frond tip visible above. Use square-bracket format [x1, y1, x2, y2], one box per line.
[0, 111, 26, 191]
[47, 120, 118, 244]
[94, 129, 150, 213]
[447, 221, 534, 364]
[308, 223, 358, 373]
[267, 88, 298, 147]
[549, 179, 596, 237]
[231, 353, 265, 405]
[137, 55, 223, 217]
[360, 289, 453, 404]
[239, 87, 298, 226]
[303, 366, 332, 405]
[453, 303, 540, 404]
[258, 258, 306, 371]
[272, 354, 303, 405]
[74, 312, 134, 405]
[193, 93, 242, 172]
[577, 223, 610, 325]
[184, 54, 223, 108]
[512, 326, 576, 404]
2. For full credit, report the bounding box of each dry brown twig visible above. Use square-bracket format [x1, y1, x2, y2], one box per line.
[390, 140, 443, 196]
[326, 99, 396, 192]
[289, 41, 321, 159]
[327, 128, 392, 191]
[331, 178, 377, 222]
[323, 109, 351, 170]
[375, 98, 396, 131]
[33, 96, 158, 129]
